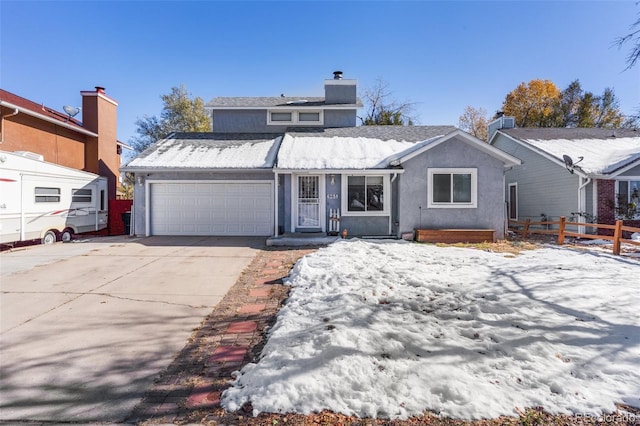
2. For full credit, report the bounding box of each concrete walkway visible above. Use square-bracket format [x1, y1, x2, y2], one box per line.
[0, 236, 263, 423]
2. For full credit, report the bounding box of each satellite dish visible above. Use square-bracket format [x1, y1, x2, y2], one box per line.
[63, 105, 81, 121]
[562, 154, 583, 174]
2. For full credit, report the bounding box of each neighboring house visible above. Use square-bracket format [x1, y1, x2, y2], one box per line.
[0, 86, 126, 200]
[489, 116, 640, 231]
[123, 73, 521, 240]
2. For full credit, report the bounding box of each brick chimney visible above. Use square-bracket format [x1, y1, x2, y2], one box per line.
[81, 86, 119, 200]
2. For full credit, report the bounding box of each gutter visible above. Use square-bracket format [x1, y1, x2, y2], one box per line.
[0, 100, 98, 137]
[0, 107, 19, 143]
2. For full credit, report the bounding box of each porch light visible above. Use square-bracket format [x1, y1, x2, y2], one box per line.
[330, 174, 335, 185]
[137, 175, 143, 186]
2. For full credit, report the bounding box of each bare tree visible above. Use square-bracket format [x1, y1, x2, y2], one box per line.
[359, 78, 416, 125]
[458, 106, 489, 141]
[614, 11, 640, 70]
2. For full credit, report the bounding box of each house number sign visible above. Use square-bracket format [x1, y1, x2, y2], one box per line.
[327, 194, 339, 200]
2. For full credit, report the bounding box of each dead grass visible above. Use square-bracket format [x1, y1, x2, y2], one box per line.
[434, 239, 541, 255]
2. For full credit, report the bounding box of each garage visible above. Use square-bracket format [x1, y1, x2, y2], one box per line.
[149, 181, 273, 236]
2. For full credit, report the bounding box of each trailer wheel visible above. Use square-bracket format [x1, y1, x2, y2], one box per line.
[61, 229, 73, 242]
[42, 230, 58, 245]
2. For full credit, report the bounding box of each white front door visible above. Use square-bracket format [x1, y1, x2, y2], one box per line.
[295, 175, 323, 230]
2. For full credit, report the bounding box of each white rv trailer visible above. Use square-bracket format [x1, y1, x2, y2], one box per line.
[0, 150, 108, 246]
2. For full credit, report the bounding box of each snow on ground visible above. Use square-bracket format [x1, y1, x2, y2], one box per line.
[223, 240, 640, 420]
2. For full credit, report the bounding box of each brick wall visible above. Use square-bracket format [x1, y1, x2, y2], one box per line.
[596, 179, 615, 235]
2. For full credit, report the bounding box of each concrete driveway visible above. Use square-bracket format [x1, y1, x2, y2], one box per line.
[0, 235, 263, 423]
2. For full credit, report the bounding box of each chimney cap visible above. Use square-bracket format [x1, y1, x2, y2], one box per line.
[333, 71, 343, 80]
[95, 86, 106, 93]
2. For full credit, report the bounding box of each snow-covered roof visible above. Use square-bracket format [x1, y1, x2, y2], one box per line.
[502, 128, 640, 176]
[124, 133, 282, 170]
[276, 126, 456, 170]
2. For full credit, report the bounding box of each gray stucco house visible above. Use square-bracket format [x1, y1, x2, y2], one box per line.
[122, 73, 521, 240]
[489, 116, 640, 231]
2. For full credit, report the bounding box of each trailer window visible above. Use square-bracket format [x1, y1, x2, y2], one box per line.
[72, 188, 92, 203]
[35, 187, 61, 203]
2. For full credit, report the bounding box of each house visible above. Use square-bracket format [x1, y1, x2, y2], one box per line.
[0, 86, 126, 200]
[488, 116, 640, 231]
[123, 73, 521, 240]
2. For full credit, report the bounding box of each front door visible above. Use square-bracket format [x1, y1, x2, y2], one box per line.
[296, 175, 322, 230]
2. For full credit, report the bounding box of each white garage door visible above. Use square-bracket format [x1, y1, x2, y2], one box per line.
[150, 182, 273, 236]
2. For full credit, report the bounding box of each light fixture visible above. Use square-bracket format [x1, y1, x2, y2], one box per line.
[137, 175, 143, 186]
[330, 174, 335, 185]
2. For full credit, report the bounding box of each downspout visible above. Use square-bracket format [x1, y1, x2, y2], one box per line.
[274, 171, 279, 238]
[390, 173, 398, 236]
[0, 108, 19, 144]
[578, 176, 592, 234]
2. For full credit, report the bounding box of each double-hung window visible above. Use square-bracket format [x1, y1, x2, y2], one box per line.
[343, 175, 387, 214]
[35, 187, 61, 203]
[428, 168, 477, 208]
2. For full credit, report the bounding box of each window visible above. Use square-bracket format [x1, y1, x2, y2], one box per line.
[35, 187, 61, 203]
[72, 188, 92, 203]
[267, 110, 323, 125]
[345, 175, 385, 213]
[270, 112, 292, 122]
[508, 183, 518, 220]
[299, 112, 320, 122]
[428, 168, 477, 208]
[617, 180, 640, 217]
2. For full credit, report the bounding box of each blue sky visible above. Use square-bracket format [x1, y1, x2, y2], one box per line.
[1, 1, 638, 149]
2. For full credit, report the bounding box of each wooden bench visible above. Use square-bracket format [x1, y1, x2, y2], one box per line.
[415, 229, 496, 244]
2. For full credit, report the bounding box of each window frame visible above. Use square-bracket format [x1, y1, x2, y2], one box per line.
[427, 168, 478, 209]
[341, 174, 390, 216]
[267, 110, 324, 126]
[72, 188, 93, 203]
[35, 187, 61, 203]
[616, 179, 640, 217]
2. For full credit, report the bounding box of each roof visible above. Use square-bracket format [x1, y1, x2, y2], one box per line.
[124, 133, 283, 170]
[276, 126, 457, 170]
[206, 96, 363, 109]
[499, 128, 640, 176]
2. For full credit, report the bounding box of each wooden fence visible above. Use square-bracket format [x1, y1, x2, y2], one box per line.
[509, 216, 640, 255]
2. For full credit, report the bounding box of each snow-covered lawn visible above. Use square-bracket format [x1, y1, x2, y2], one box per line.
[223, 240, 640, 420]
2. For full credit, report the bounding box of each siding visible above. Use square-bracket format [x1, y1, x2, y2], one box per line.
[492, 134, 580, 222]
[398, 137, 507, 239]
[619, 163, 640, 177]
[212, 109, 357, 133]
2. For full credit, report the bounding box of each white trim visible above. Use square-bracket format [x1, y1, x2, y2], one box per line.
[274, 172, 279, 238]
[609, 158, 640, 177]
[267, 110, 324, 126]
[79, 91, 119, 106]
[401, 129, 521, 168]
[0, 100, 99, 137]
[341, 173, 391, 217]
[592, 179, 598, 221]
[292, 174, 325, 231]
[324, 79, 357, 86]
[508, 182, 518, 220]
[145, 179, 274, 237]
[427, 168, 478, 209]
[274, 168, 404, 174]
